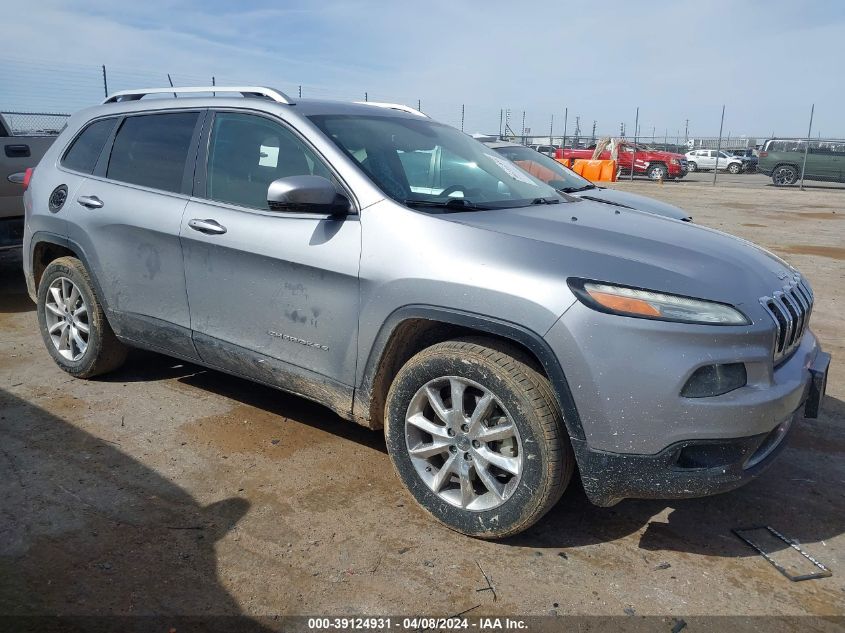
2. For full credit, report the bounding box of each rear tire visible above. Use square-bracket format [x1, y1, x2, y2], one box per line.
[384, 338, 573, 539]
[36, 257, 127, 378]
[772, 164, 799, 186]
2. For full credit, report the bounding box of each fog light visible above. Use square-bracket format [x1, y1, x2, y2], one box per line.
[681, 363, 747, 398]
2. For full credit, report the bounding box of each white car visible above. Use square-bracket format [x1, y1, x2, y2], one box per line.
[685, 149, 744, 174]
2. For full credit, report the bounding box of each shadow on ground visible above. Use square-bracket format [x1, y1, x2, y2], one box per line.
[0, 387, 277, 631]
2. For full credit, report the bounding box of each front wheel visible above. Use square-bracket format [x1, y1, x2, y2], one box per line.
[728, 162, 742, 174]
[36, 256, 127, 378]
[687, 161, 698, 172]
[772, 165, 798, 186]
[646, 164, 668, 180]
[384, 338, 573, 539]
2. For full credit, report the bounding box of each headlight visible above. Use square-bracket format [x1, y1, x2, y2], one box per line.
[670, 158, 680, 165]
[568, 279, 750, 325]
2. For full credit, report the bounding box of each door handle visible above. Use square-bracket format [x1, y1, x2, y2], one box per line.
[77, 195, 104, 209]
[5, 144, 30, 158]
[188, 218, 227, 235]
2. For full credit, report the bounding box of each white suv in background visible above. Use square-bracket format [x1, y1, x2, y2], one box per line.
[685, 149, 745, 174]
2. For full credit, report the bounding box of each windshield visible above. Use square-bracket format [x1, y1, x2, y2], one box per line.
[493, 145, 594, 192]
[309, 114, 563, 209]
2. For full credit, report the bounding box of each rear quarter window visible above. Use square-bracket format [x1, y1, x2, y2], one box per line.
[62, 118, 118, 174]
[106, 112, 199, 193]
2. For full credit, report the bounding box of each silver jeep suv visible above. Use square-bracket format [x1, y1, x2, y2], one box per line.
[22, 86, 830, 538]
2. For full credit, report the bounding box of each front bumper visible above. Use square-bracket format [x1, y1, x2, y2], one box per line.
[545, 301, 828, 505]
[571, 416, 795, 506]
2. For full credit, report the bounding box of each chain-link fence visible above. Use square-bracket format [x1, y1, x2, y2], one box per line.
[0, 112, 70, 136]
[2, 56, 833, 187]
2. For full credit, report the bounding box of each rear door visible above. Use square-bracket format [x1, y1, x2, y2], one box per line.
[805, 142, 840, 182]
[180, 110, 361, 407]
[65, 110, 204, 358]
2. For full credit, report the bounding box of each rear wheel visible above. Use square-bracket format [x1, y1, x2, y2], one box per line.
[384, 338, 573, 539]
[772, 164, 798, 186]
[36, 257, 127, 378]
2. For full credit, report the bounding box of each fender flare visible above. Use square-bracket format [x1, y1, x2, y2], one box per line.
[358, 305, 585, 440]
[28, 231, 110, 313]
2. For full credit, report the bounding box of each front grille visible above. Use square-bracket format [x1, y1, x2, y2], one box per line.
[760, 275, 813, 365]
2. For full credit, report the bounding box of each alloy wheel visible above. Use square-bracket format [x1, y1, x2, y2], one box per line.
[44, 277, 90, 361]
[404, 376, 523, 511]
[773, 166, 797, 186]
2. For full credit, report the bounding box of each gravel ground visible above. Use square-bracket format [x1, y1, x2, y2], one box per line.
[0, 177, 843, 622]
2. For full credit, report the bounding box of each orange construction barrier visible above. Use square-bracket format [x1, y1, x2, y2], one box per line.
[554, 158, 573, 169]
[571, 159, 617, 182]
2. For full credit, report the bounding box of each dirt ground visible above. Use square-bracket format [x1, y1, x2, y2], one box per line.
[1, 176, 844, 622]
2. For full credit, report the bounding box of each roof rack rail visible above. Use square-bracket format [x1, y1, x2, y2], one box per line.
[102, 86, 295, 105]
[352, 101, 428, 118]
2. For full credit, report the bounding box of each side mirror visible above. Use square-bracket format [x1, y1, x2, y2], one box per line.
[267, 175, 351, 215]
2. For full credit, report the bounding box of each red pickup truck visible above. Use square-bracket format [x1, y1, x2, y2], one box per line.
[556, 140, 689, 181]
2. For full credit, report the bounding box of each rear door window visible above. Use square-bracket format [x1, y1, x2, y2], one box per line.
[107, 112, 199, 193]
[62, 118, 118, 174]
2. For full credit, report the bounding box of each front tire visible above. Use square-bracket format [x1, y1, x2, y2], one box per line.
[384, 338, 573, 539]
[646, 164, 668, 180]
[687, 161, 698, 172]
[37, 257, 127, 378]
[772, 164, 798, 186]
[728, 162, 741, 174]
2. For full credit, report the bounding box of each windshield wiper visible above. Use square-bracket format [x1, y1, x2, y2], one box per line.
[404, 198, 493, 212]
[558, 184, 596, 193]
[529, 197, 563, 205]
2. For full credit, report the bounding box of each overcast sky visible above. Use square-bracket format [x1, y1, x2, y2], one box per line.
[3, 1, 842, 138]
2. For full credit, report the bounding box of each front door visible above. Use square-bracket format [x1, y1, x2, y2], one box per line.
[180, 111, 361, 411]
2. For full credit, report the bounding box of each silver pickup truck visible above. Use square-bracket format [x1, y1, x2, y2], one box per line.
[1, 112, 66, 250]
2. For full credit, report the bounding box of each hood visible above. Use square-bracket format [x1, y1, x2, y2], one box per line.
[445, 200, 796, 311]
[576, 188, 692, 221]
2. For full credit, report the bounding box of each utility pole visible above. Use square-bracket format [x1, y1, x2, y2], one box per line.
[521, 111, 526, 144]
[549, 114, 554, 146]
[630, 107, 639, 182]
[461, 104, 465, 132]
[713, 105, 725, 186]
[591, 120, 597, 144]
[620, 121, 625, 138]
[574, 115, 581, 145]
[562, 107, 568, 149]
[800, 104, 815, 190]
[684, 119, 689, 145]
[418, 99, 421, 112]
